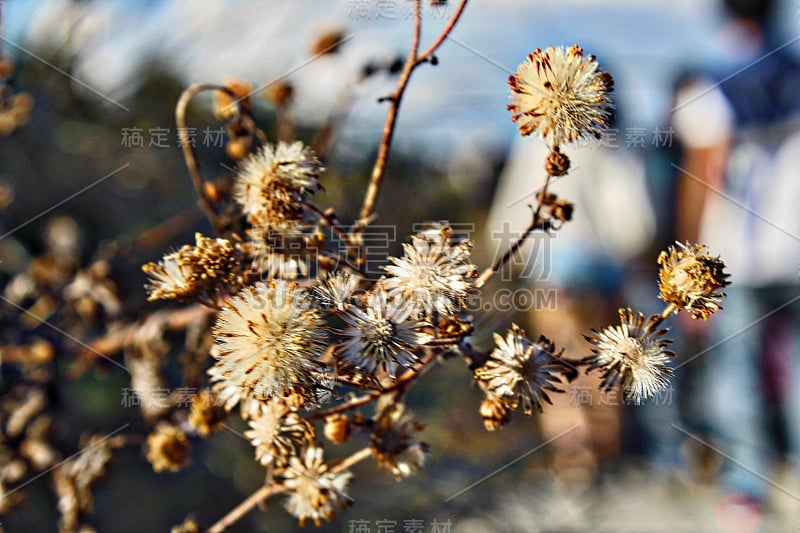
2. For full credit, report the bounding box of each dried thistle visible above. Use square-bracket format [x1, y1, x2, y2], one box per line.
[210, 280, 328, 403]
[584, 308, 674, 404]
[475, 325, 565, 415]
[146, 424, 191, 473]
[508, 45, 613, 145]
[370, 402, 429, 480]
[244, 398, 314, 467]
[658, 241, 729, 320]
[281, 446, 353, 526]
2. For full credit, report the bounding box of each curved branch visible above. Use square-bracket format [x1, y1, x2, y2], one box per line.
[415, 0, 469, 65]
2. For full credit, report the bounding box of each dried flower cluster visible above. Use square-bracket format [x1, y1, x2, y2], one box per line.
[658, 241, 730, 320]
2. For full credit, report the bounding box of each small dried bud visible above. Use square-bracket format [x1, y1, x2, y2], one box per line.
[213, 79, 252, 120]
[146, 424, 190, 473]
[545, 147, 571, 176]
[549, 199, 574, 223]
[264, 81, 294, 107]
[324, 413, 351, 444]
[480, 395, 511, 431]
[188, 390, 227, 437]
[311, 28, 347, 56]
[225, 136, 252, 160]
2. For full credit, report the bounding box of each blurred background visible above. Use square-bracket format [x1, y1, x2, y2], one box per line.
[1, 0, 800, 531]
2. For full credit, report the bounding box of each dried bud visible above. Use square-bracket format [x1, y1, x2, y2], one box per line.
[225, 136, 252, 160]
[188, 390, 227, 437]
[264, 81, 294, 107]
[657, 242, 729, 320]
[480, 395, 511, 431]
[549, 199, 574, 223]
[146, 424, 190, 473]
[324, 413, 351, 444]
[311, 28, 347, 56]
[213, 79, 252, 120]
[545, 147, 571, 176]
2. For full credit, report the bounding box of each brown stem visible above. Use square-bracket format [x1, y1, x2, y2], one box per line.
[652, 303, 678, 328]
[415, 0, 469, 66]
[357, 0, 422, 225]
[175, 83, 241, 231]
[206, 447, 372, 532]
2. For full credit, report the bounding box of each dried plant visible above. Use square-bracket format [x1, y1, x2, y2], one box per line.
[0, 2, 731, 531]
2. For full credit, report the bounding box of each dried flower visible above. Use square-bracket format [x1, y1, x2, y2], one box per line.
[658, 241, 729, 320]
[244, 398, 314, 467]
[475, 325, 564, 414]
[370, 403, 428, 480]
[146, 424, 190, 473]
[233, 141, 323, 225]
[188, 390, 227, 437]
[210, 280, 328, 403]
[142, 233, 242, 303]
[508, 45, 613, 145]
[479, 394, 511, 431]
[383, 224, 477, 318]
[315, 271, 360, 311]
[213, 78, 252, 120]
[584, 308, 674, 405]
[545, 146, 571, 176]
[337, 289, 430, 377]
[282, 446, 353, 526]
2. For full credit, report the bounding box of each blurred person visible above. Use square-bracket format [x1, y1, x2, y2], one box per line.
[485, 126, 656, 486]
[670, 0, 800, 527]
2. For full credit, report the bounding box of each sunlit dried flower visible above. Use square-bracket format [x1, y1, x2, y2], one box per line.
[188, 390, 227, 437]
[233, 141, 323, 225]
[244, 222, 315, 280]
[211, 280, 328, 403]
[315, 271, 360, 310]
[508, 45, 613, 145]
[142, 233, 242, 303]
[370, 403, 428, 480]
[584, 308, 674, 405]
[658, 241, 729, 320]
[324, 413, 351, 444]
[479, 394, 511, 431]
[282, 446, 353, 526]
[383, 224, 477, 318]
[244, 398, 314, 467]
[338, 289, 430, 377]
[146, 424, 190, 473]
[475, 325, 564, 414]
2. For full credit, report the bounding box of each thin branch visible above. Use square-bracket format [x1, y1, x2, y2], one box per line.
[175, 83, 240, 231]
[357, 0, 422, 225]
[415, 0, 469, 65]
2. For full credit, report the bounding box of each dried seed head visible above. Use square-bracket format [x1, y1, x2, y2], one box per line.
[213, 79, 252, 120]
[324, 413, 351, 444]
[658, 241, 729, 320]
[146, 424, 190, 473]
[545, 146, 571, 176]
[264, 81, 295, 107]
[549, 198, 574, 223]
[244, 398, 314, 467]
[508, 45, 613, 145]
[475, 325, 565, 415]
[188, 390, 227, 437]
[282, 446, 353, 527]
[584, 308, 674, 404]
[370, 402, 428, 480]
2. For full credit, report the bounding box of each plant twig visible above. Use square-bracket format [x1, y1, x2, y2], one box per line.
[415, 0, 469, 65]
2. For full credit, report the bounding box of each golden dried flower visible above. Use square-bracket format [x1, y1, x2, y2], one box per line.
[188, 390, 227, 437]
[480, 394, 511, 431]
[142, 232, 242, 303]
[244, 398, 314, 467]
[324, 413, 351, 444]
[475, 325, 564, 414]
[210, 280, 328, 403]
[146, 424, 190, 473]
[282, 446, 353, 526]
[370, 403, 428, 480]
[584, 308, 674, 405]
[338, 289, 431, 377]
[383, 224, 477, 319]
[315, 271, 360, 311]
[658, 241, 729, 320]
[545, 146, 571, 176]
[508, 45, 613, 145]
[234, 141, 323, 226]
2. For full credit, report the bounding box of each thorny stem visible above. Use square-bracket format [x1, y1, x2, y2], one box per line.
[207, 447, 372, 533]
[474, 172, 554, 289]
[176, 83, 242, 232]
